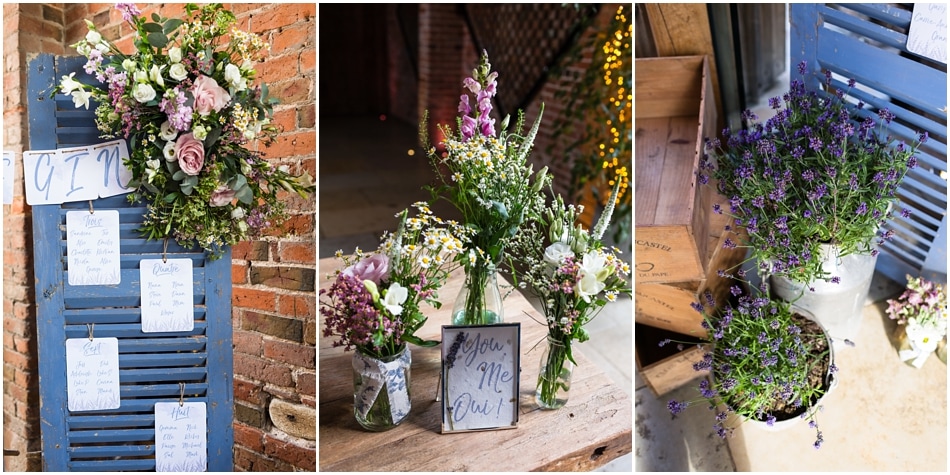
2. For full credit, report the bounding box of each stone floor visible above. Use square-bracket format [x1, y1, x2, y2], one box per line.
[318, 115, 633, 471]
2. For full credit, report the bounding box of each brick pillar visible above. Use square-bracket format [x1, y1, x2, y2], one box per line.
[417, 4, 469, 147]
[3, 4, 66, 471]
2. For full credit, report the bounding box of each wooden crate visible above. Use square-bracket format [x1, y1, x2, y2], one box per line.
[635, 323, 709, 397]
[635, 55, 718, 284]
[635, 191, 747, 337]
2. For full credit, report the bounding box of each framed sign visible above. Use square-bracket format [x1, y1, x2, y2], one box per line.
[440, 324, 520, 433]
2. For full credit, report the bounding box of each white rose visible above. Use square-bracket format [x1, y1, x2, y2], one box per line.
[543, 242, 574, 268]
[85, 30, 101, 44]
[168, 47, 182, 63]
[382, 282, 408, 316]
[224, 63, 247, 92]
[146, 159, 161, 170]
[122, 59, 136, 72]
[149, 64, 164, 87]
[159, 121, 178, 141]
[168, 63, 188, 81]
[132, 83, 156, 103]
[162, 140, 177, 161]
[192, 125, 208, 141]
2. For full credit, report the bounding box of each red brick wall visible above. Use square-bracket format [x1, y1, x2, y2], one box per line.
[4, 3, 315, 471]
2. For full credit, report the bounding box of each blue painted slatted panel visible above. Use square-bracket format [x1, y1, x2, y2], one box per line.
[791, 3, 949, 283]
[29, 53, 234, 471]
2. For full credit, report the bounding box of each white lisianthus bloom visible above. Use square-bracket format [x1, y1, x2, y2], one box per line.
[383, 282, 408, 316]
[168, 47, 182, 63]
[362, 280, 380, 302]
[85, 30, 101, 45]
[71, 89, 92, 109]
[133, 70, 148, 83]
[231, 207, 245, 219]
[60, 73, 83, 95]
[224, 63, 247, 92]
[543, 242, 574, 268]
[132, 83, 156, 103]
[159, 121, 177, 141]
[168, 63, 188, 81]
[122, 58, 137, 72]
[162, 140, 177, 161]
[236, 220, 248, 233]
[76, 42, 92, 56]
[95, 42, 109, 54]
[149, 64, 164, 87]
[192, 125, 208, 141]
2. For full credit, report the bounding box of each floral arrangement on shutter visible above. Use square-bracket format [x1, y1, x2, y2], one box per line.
[54, 3, 314, 257]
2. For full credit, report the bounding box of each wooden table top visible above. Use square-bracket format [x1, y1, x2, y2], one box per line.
[318, 257, 632, 471]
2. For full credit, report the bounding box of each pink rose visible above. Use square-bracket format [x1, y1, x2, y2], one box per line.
[341, 253, 390, 285]
[176, 133, 205, 175]
[192, 75, 231, 116]
[209, 185, 236, 207]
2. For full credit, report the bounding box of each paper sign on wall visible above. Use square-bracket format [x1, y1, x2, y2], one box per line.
[66, 337, 121, 411]
[23, 139, 133, 205]
[3, 151, 13, 205]
[66, 210, 121, 286]
[441, 324, 520, 433]
[140, 259, 194, 332]
[155, 402, 207, 472]
[907, 3, 947, 64]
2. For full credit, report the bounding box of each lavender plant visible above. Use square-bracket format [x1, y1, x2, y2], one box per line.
[666, 285, 836, 448]
[699, 61, 925, 284]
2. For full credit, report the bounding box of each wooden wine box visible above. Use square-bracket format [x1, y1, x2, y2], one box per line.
[634, 192, 747, 338]
[635, 323, 710, 397]
[635, 55, 718, 284]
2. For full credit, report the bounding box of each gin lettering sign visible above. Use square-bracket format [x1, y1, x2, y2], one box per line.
[23, 139, 134, 205]
[441, 324, 520, 433]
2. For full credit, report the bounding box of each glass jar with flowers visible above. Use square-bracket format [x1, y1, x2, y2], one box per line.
[700, 60, 926, 342]
[506, 182, 631, 409]
[321, 203, 466, 431]
[422, 51, 551, 326]
[666, 284, 837, 448]
[53, 3, 314, 258]
[886, 275, 947, 368]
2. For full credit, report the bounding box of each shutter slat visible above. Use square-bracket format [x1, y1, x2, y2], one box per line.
[67, 414, 155, 429]
[65, 322, 208, 339]
[69, 444, 155, 458]
[120, 353, 208, 368]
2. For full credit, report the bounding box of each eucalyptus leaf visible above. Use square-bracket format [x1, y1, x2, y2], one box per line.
[181, 183, 194, 196]
[235, 186, 253, 204]
[147, 32, 168, 48]
[172, 170, 186, 181]
[163, 19, 183, 34]
[143, 22, 163, 33]
[183, 175, 199, 187]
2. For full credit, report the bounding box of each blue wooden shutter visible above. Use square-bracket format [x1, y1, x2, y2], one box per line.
[28, 54, 234, 471]
[790, 3, 948, 283]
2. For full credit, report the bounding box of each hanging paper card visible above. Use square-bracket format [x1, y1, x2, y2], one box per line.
[93, 140, 134, 198]
[140, 259, 195, 332]
[3, 151, 13, 205]
[22, 140, 134, 205]
[66, 337, 120, 411]
[155, 402, 207, 472]
[66, 210, 121, 286]
[441, 324, 521, 433]
[907, 3, 947, 64]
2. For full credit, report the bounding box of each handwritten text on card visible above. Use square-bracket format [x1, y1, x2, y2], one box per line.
[907, 3, 947, 64]
[66, 337, 120, 412]
[155, 402, 207, 472]
[66, 210, 121, 286]
[140, 259, 195, 333]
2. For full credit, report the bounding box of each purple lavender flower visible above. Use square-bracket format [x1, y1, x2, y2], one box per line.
[667, 400, 688, 416]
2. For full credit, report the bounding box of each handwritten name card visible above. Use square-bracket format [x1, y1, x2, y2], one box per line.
[3, 151, 13, 205]
[67, 210, 121, 286]
[140, 259, 194, 333]
[441, 324, 520, 433]
[155, 402, 207, 472]
[66, 337, 120, 412]
[907, 3, 947, 64]
[23, 139, 134, 205]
